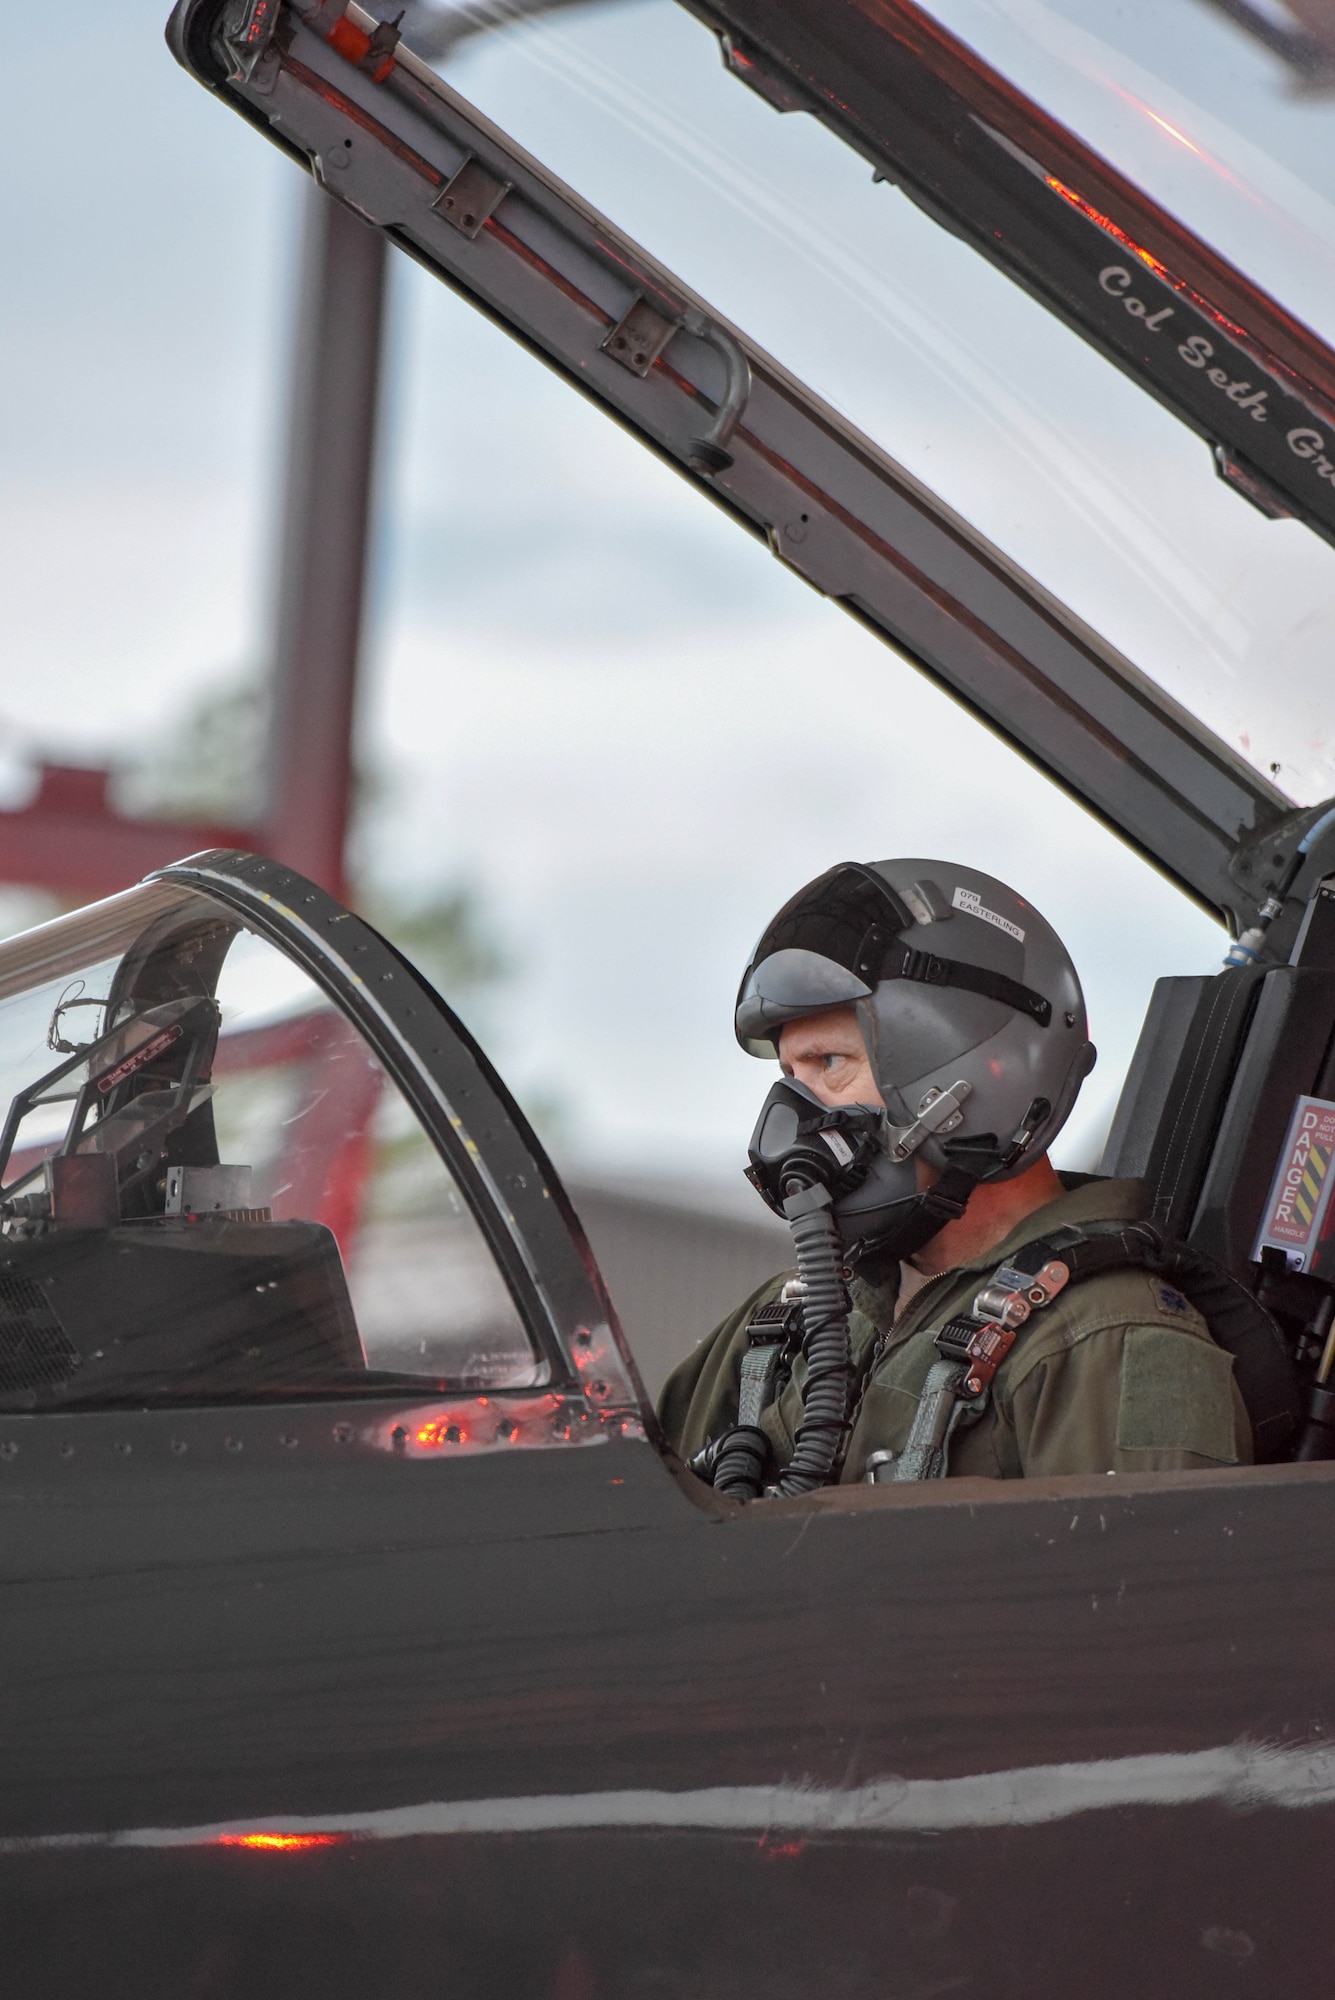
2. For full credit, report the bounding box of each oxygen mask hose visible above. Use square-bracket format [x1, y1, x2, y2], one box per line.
[709, 1078, 878, 1499]
[711, 1174, 854, 1499]
[710, 1423, 772, 1497]
[775, 1181, 852, 1495]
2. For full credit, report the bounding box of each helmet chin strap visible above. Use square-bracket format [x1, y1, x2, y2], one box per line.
[843, 1162, 977, 1285]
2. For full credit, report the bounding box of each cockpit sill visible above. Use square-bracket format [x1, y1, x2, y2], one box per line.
[722, 1450, 1335, 1519]
[0, 1386, 646, 1468]
[2, 1396, 1324, 1524]
[0, 1303, 645, 1454]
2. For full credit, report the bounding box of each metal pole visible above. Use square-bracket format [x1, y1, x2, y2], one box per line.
[265, 182, 387, 901]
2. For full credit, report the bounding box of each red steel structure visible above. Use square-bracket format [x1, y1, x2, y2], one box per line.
[0, 190, 386, 906]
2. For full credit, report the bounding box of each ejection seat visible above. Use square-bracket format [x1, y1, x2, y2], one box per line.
[1101, 875, 1335, 1460]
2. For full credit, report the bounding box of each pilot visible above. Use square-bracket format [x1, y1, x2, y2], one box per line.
[659, 859, 1253, 1484]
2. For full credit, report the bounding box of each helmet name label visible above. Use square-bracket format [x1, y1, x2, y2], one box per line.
[951, 886, 1025, 943]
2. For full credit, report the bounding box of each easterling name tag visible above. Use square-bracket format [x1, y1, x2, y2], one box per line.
[1253, 1095, 1335, 1273]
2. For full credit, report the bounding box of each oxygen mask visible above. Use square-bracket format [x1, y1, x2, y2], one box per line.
[745, 1076, 977, 1276]
[706, 1078, 982, 1501]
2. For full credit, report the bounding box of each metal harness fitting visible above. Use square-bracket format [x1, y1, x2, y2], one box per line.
[936, 1258, 1071, 1397]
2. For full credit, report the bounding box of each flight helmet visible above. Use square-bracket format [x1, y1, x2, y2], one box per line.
[736, 859, 1096, 1187]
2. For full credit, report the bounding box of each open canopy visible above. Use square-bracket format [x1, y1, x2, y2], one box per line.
[683, 0, 1335, 541]
[169, 0, 1335, 946]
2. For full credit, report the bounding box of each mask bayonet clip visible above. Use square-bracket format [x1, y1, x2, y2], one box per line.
[886, 1078, 972, 1163]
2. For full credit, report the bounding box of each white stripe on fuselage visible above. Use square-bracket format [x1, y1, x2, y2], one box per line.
[5, 1741, 1335, 1853]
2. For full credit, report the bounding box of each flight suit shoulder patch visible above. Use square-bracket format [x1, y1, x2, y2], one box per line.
[1116, 1324, 1238, 1461]
[1002, 1267, 1208, 1376]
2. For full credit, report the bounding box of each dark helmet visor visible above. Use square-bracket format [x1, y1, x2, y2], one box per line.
[743, 864, 914, 992]
[736, 862, 1051, 1052]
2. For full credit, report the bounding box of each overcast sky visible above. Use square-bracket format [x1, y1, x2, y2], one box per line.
[2, 0, 1332, 1180]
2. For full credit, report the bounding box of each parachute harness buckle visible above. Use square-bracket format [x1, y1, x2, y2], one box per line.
[938, 1257, 1072, 1398]
[736, 1293, 804, 1427]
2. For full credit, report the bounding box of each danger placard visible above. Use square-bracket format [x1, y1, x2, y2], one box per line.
[1253, 1095, 1335, 1270]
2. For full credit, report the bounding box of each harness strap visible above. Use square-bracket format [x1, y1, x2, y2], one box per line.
[881, 942, 1052, 1028]
[889, 1358, 975, 1481]
[735, 1295, 803, 1430]
[1061, 1220, 1299, 1458]
[889, 1218, 1301, 1482]
[890, 1237, 1073, 1482]
[738, 1343, 783, 1427]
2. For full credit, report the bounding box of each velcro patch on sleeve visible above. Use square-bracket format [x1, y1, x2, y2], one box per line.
[1116, 1326, 1238, 1461]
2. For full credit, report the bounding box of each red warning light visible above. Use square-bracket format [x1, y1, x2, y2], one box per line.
[215, 1832, 344, 1852]
[757, 1835, 806, 1860]
[415, 1420, 467, 1448]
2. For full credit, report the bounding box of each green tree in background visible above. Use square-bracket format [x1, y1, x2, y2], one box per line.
[122, 677, 512, 1025]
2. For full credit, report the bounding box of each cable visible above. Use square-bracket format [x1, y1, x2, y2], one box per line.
[1225, 801, 1335, 967]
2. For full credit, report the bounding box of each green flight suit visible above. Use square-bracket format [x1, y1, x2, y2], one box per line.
[659, 1176, 1253, 1481]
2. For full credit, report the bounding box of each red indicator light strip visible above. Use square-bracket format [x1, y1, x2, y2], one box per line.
[214, 1832, 345, 1851]
[282, 56, 444, 188]
[1041, 171, 1252, 347]
[1042, 171, 1168, 279]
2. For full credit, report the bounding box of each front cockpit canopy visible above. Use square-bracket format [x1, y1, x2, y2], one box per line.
[0, 879, 544, 1411]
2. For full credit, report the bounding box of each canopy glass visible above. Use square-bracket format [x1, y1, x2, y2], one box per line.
[0, 880, 542, 1410]
[914, 0, 1335, 353]
[432, 0, 1335, 805]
